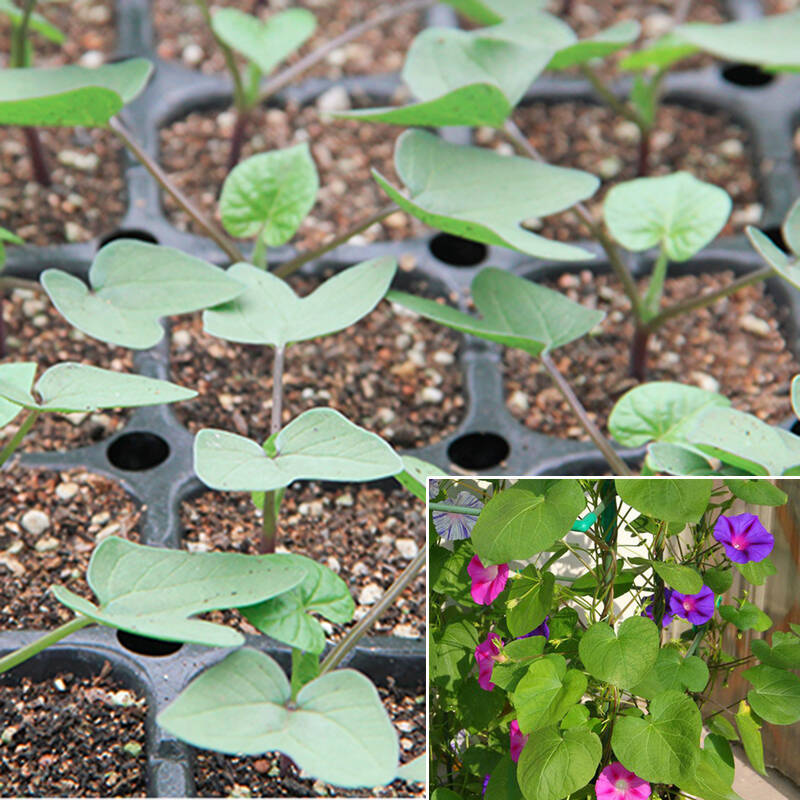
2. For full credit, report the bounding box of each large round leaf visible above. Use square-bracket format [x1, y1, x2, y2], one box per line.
[743, 665, 800, 725]
[615, 477, 712, 524]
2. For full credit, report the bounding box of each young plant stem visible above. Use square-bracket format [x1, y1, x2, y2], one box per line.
[259, 344, 286, 555]
[630, 325, 650, 382]
[0, 409, 40, 467]
[540, 353, 632, 475]
[108, 117, 245, 264]
[598, 482, 618, 622]
[226, 107, 250, 173]
[579, 65, 643, 127]
[0, 294, 5, 357]
[319, 548, 425, 675]
[257, 0, 435, 104]
[0, 616, 93, 675]
[637, 129, 651, 177]
[428, 502, 482, 516]
[11, 0, 52, 187]
[273, 204, 398, 280]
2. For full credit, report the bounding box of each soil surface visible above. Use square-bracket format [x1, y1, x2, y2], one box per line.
[0, 0, 116, 69]
[763, 0, 800, 12]
[0, 466, 141, 630]
[0, 289, 133, 454]
[502, 270, 798, 440]
[153, 0, 421, 79]
[159, 97, 426, 250]
[0, 127, 126, 247]
[477, 102, 760, 243]
[170, 271, 464, 451]
[181, 482, 425, 642]
[0, 665, 147, 797]
[192, 680, 425, 797]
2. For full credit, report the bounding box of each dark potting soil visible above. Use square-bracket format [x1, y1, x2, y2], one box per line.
[0, 289, 133, 454]
[159, 96, 427, 250]
[0, 126, 127, 247]
[169, 271, 464, 451]
[181, 482, 425, 642]
[763, 0, 799, 13]
[502, 270, 798, 440]
[0, 665, 148, 797]
[0, 466, 141, 630]
[0, 0, 116, 69]
[476, 102, 760, 244]
[192, 680, 425, 798]
[152, 0, 421, 79]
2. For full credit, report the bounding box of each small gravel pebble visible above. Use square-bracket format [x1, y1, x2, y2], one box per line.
[21, 510, 50, 536]
[358, 583, 383, 606]
[395, 538, 419, 559]
[55, 482, 80, 502]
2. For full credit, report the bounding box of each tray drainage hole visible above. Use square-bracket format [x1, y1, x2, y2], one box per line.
[117, 630, 182, 657]
[107, 432, 170, 471]
[792, 419, 800, 436]
[721, 63, 775, 88]
[429, 233, 488, 266]
[99, 229, 159, 249]
[763, 225, 787, 251]
[448, 432, 510, 470]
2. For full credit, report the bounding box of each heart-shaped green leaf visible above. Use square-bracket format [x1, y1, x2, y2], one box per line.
[724, 479, 788, 507]
[615, 478, 712, 524]
[0, 0, 64, 43]
[579, 616, 659, 690]
[620, 33, 699, 71]
[517, 726, 601, 800]
[604, 172, 731, 261]
[396, 755, 426, 784]
[743, 665, 800, 725]
[611, 690, 702, 784]
[511, 655, 587, 733]
[41, 241, 244, 349]
[374, 130, 600, 261]
[471, 479, 586, 565]
[703, 566, 733, 595]
[751, 631, 800, 670]
[0, 59, 152, 126]
[747, 223, 800, 291]
[549, 21, 640, 70]
[630, 647, 709, 699]
[0, 362, 195, 413]
[676, 11, 800, 70]
[394, 455, 441, 502]
[650, 561, 703, 594]
[51, 537, 305, 647]
[241, 554, 354, 654]
[719, 602, 772, 632]
[219, 144, 319, 246]
[507, 571, 554, 638]
[736, 701, 766, 776]
[609, 381, 730, 448]
[204, 258, 396, 348]
[194, 408, 402, 492]
[0, 362, 36, 428]
[212, 8, 315, 75]
[679, 739, 743, 800]
[687, 407, 800, 475]
[158, 648, 398, 787]
[432, 619, 480, 692]
[645, 442, 714, 475]
[735, 556, 777, 586]
[389, 268, 604, 358]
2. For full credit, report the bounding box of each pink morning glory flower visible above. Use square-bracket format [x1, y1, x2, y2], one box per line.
[432, 491, 483, 541]
[468, 555, 509, 605]
[643, 590, 675, 628]
[595, 762, 651, 800]
[509, 720, 528, 762]
[669, 584, 716, 625]
[713, 513, 774, 564]
[475, 632, 503, 691]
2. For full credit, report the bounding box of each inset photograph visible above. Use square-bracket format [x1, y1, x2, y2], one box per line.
[429, 478, 800, 800]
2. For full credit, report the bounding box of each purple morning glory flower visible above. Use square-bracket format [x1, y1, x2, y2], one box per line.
[669, 585, 716, 625]
[643, 590, 675, 628]
[432, 491, 483, 541]
[713, 513, 774, 564]
[518, 616, 550, 640]
[482, 774, 491, 796]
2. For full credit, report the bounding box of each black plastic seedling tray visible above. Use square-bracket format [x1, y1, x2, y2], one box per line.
[3, 0, 800, 792]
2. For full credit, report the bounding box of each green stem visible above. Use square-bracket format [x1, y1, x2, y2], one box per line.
[580, 64, 644, 126]
[0, 616, 93, 675]
[0, 409, 40, 467]
[193, 0, 246, 109]
[320, 548, 425, 675]
[273, 204, 397, 280]
[428, 502, 482, 516]
[10, 0, 36, 67]
[108, 117, 244, 264]
[642, 248, 670, 320]
[252, 234, 268, 270]
[598, 482, 618, 622]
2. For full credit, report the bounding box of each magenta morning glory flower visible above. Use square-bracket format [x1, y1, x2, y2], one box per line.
[643, 590, 675, 628]
[432, 491, 483, 541]
[475, 632, 503, 691]
[468, 555, 509, 606]
[669, 585, 716, 625]
[713, 513, 774, 564]
[595, 762, 651, 800]
[509, 720, 528, 762]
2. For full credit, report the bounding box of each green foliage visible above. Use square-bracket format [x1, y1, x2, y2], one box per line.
[649, 561, 703, 594]
[0, 0, 64, 43]
[507, 570, 554, 637]
[743, 665, 800, 725]
[373, 130, 600, 261]
[724, 479, 788, 506]
[194, 408, 402, 492]
[751, 631, 800, 670]
[630, 648, 709, 699]
[219, 144, 319, 247]
[158, 648, 399, 787]
[736, 701, 766, 775]
[615, 477, 712, 524]
[549, 21, 639, 70]
[42, 241, 244, 348]
[389, 268, 604, 359]
[735, 556, 777, 586]
[719, 602, 772, 632]
[0, 59, 152, 126]
[394, 455, 441, 502]
[51, 537, 305, 647]
[204, 258, 396, 347]
[0, 225, 23, 271]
